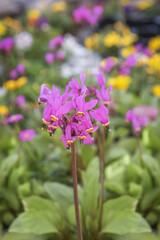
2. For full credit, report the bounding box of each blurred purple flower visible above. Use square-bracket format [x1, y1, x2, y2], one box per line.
[17, 63, 25, 75]
[133, 106, 158, 122]
[119, 66, 131, 75]
[55, 51, 65, 60]
[0, 37, 14, 54]
[7, 114, 23, 123]
[16, 95, 26, 107]
[10, 69, 18, 79]
[45, 53, 55, 64]
[49, 35, 64, 50]
[19, 129, 36, 141]
[125, 54, 137, 67]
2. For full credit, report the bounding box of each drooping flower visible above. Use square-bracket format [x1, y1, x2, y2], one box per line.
[19, 129, 36, 141]
[7, 114, 23, 123]
[90, 105, 110, 127]
[69, 73, 87, 97]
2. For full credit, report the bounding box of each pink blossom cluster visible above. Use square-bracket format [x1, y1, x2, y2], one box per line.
[125, 109, 148, 133]
[38, 73, 111, 149]
[45, 35, 65, 64]
[72, 5, 103, 26]
[10, 63, 25, 79]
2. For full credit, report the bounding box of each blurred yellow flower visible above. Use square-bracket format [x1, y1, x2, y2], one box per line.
[3, 17, 21, 30]
[152, 85, 160, 98]
[121, 46, 136, 57]
[104, 32, 121, 47]
[0, 105, 9, 116]
[85, 34, 99, 49]
[148, 36, 160, 52]
[136, 0, 154, 10]
[3, 77, 27, 90]
[51, 1, 67, 12]
[0, 22, 6, 36]
[147, 54, 160, 75]
[17, 77, 28, 88]
[121, 0, 130, 6]
[108, 75, 132, 90]
[28, 9, 41, 20]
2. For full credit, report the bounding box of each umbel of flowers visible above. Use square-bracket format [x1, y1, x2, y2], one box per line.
[38, 72, 111, 240]
[38, 73, 111, 148]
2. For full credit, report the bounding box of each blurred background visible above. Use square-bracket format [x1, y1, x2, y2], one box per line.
[0, 0, 160, 240]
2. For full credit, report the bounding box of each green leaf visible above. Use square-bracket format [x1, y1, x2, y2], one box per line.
[103, 196, 137, 226]
[128, 182, 142, 198]
[2, 233, 46, 240]
[114, 233, 158, 240]
[140, 188, 160, 211]
[23, 196, 61, 228]
[0, 155, 18, 186]
[9, 211, 58, 235]
[44, 182, 73, 211]
[102, 211, 151, 235]
[117, 138, 137, 153]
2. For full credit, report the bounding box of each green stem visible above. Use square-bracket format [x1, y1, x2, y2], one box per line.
[71, 142, 83, 240]
[136, 136, 144, 168]
[98, 127, 105, 231]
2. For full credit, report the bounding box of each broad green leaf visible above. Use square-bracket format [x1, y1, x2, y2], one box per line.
[106, 181, 126, 195]
[142, 169, 153, 194]
[114, 233, 158, 240]
[117, 138, 137, 153]
[23, 196, 61, 228]
[102, 211, 151, 235]
[142, 155, 160, 186]
[103, 196, 137, 227]
[0, 155, 18, 186]
[81, 158, 100, 218]
[140, 188, 160, 211]
[126, 164, 143, 183]
[44, 182, 73, 210]
[128, 182, 142, 198]
[2, 233, 46, 240]
[9, 211, 58, 235]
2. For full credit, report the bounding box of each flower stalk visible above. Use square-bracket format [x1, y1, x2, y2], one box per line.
[71, 142, 83, 240]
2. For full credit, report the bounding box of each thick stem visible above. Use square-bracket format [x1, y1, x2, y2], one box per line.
[71, 142, 83, 240]
[136, 136, 144, 168]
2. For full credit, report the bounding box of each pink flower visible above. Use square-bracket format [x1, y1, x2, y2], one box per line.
[10, 69, 18, 79]
[125, 54, 137, 67]
[125, 109, 148, 133]
[100, 58, 116, 73]
[72, 5, 103, 26]
[45, 53, 55, 64]
[119, 66, 131, 75]
[49, 35, 64, 50]
[16, 95, 26, 107]
[19, 129, 36, 141]
[133, 106, 158, 122]
[7, 114, 23, 123]
[55, 51, 65, 60]
[17, 63, 25, 75]
[69, 73, 87, 97]
[90, 105, 110, 127]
